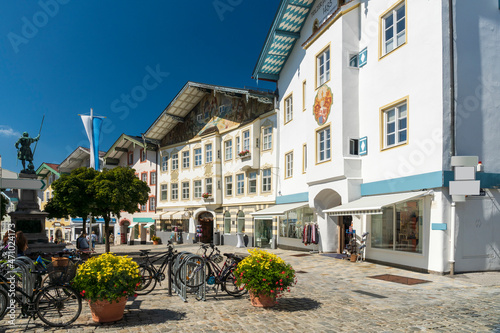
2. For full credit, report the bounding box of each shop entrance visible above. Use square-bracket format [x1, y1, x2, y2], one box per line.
[120, 220, 130, 245]
[254, 219, 272, 248]
[340, 216, 352, 253]
[197, 212, 214, 243]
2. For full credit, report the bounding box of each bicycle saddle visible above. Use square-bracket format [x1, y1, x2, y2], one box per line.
[139, 249, 151, 253]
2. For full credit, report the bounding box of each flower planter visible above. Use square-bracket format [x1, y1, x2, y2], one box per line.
[88, 297, 127, 323]
[249, 290, 277, 308]
[153, 241, 159, 245]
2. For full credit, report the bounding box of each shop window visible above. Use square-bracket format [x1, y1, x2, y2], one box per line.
[371, 199, 422, 253]
[279, 206, 315, 239]
[224, 211, 231, 234]
[237, 211, 245, 233]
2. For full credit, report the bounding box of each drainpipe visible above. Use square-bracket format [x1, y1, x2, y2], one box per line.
[448, 0, 456, 276]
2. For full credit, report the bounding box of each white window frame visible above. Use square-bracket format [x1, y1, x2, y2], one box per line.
[194, 148, 202, 167]
[303, 144, 308, 173]
[171, 183, 178, 200]
[182, 151, 190, 169]
[205, 178, 213, 195]
[172, 153, 179, 170]
[285, 94, 293, 123]
[316, 47, 330, 87]
[161, 184, 168, 201]
[149, 197, 156, 211]
[141, 173, 148, 183]
[205, 144, 213, 163]
[263, 126, 272, 150]
[236, 137, 241, 155]
[248, 172, 257, 194]
[150, 171, 156, 185]
[242, 130, 250, 151]
[236, 174, 244, 195]
[182, 182, 190, 200]
[225, 175, 233, 196]
[194, 180, 202, 198]
[381, 1, 406, 56]
[161, 155, 168, 172]
[224, 140, 232, 160]
[383, 101, 408, 149]
[285, 152, 293, 178]
[317, 126, 331, 163]
[262, 169, 271, 192]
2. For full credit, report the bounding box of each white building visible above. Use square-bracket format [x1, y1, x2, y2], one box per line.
[252, 0, 500, 273]
[144, 82, 278, 247]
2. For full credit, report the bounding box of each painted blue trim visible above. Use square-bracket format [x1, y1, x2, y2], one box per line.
[72, 218, 116, 223]
[361, 171, 444, 196]
[133, 217, 155, 223]
[276, 192, 309, 204]
[432, 223, 447, 231]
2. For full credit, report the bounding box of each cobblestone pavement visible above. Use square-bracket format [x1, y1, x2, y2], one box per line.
[3, 243, 500, 332]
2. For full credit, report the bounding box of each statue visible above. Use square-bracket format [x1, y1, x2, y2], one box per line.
[15, 132, 40, 173]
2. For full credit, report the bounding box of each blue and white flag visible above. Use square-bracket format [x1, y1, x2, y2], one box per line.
[81, 114, 104, 170]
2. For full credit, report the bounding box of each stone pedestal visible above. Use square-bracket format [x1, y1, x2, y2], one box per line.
[9, 173, 65, 254]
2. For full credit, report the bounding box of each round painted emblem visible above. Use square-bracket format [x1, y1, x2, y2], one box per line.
[313, 85, 333, 126]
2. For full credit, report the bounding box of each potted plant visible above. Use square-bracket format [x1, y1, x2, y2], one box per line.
[234, 249, 296, 307]
[72, 253, 141, 323]
[151, 235, 161, 245]
[202, 192, 212, 200]
[238, 149, 250, 157]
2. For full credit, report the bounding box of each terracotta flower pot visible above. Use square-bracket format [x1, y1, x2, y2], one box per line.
[249, 290, 277, 308]
[88, 297, 127, 323]
[153, 241, 159, 245]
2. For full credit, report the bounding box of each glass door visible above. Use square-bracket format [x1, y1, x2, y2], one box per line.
[254, 219, 272, 248]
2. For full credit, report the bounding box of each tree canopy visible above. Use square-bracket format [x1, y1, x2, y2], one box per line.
[45, 166, 150, 252]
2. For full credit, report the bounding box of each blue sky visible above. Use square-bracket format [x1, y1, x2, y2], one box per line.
[0, 0, 279, 173]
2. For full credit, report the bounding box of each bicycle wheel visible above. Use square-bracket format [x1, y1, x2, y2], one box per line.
[0, 288, 8, 320]
[222, 270, 247, 297]
[35, 285, 82, 327]
[177, 260, 205, 288]
[135, 265, 157, 295]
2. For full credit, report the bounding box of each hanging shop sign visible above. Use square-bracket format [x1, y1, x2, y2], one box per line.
[313, 85, 333, 126]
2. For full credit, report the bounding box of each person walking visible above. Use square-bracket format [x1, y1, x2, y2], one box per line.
[77, 232, 90, 251]
[91, 231, 97, 250]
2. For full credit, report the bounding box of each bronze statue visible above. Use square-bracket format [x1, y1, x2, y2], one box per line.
[15, 132, 40, 173]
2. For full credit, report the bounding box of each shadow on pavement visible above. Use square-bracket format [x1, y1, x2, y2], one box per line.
[273, 297, 321, 312]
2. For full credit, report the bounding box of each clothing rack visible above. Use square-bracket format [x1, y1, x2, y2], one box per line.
[302, 222, 320, 253]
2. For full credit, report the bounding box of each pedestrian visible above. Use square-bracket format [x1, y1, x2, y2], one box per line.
[109, 233, 114, 246]
[77, 232, 90, 251]
[16, 231, 28, 256]
[91, 231, 97, 250]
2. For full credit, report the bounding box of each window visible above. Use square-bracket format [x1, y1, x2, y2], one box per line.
[371, 199, 422, 253]
[149, 197, 156, 211]
[279, 206, 315, 239]
[349, 54, 358, 68]
[140, 149, 146, 162]
[193, 180, 201, 199]
[248, 172, 257, 194]
[205, 144, 213, 163]
[236, 137, 241, 155]
[194, 148, 202, 166]
[285, 94, 293, 123]
[262, 169, 271, 192]
[243, 130, 250, 151]
[317, 47, 330, 87]
[224, 211, 231, 234]
[150, 171, 156, 185]
[141, 172, 148, 183]
[182, 151, 190, 168]
[172, 153, 178, 170]
[317, 126, 331, 162]
[171, 183, 178, 200]
[263, 126, 272, 150]
[236, 174, 244, 195]
[161, 184, 168, 201]
[237, 211, 245, 233]
[205, 178, 213, 195]
[303, 144, 308, 173]
[302, 80, 307, 111]
[182, 182, 190, 200]
[349, 139, 359, 155]
[161, 155, 168, 172]
[382, 101, 407, 149]
[285, 152, 293, 178]
[225, 140, 232, 160]
[128, 152, 134, 165]
[140, 202, 147, 211]
[225, 176, 233, 196]
[382, 1, 406, 56]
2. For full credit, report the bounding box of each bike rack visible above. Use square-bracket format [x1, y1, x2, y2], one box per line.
[11, 257, 36, 302]
[172, 252, 206, 302]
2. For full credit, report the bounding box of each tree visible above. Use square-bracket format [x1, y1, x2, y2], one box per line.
[92, 167, 150, 253]
[44, 167, 99, 233]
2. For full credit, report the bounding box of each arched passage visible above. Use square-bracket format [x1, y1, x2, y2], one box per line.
[120, 219, 130, 245]
[314, 189, 341, 253]
[195, 211, 214, 243]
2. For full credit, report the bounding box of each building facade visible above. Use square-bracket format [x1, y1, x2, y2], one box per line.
[252, 0, 500, 273]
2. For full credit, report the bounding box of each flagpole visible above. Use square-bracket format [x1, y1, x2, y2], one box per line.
[89, 108, 93, 237]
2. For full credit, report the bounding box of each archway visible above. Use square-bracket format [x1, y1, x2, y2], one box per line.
[120, 219, 130, 245]
[314, 189, 342, 253]
[196, 212, 214, 243]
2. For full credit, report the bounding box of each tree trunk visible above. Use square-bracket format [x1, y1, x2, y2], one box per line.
[104, 215, 110, 253]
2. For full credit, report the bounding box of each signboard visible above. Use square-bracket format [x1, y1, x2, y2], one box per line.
[310, 0, 338, 26]
[358, 48, 367, 67]
[1, 178, 45, 190]
[359, 137, 367, 156]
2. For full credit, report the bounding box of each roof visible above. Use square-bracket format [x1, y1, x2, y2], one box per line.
[36, 162, 60, 178]
[323, 191, 432, 216]
[58, 146, 105, 173]
[103, 133, 156, 162]
[252, 0, 315, 82]
[144, 81, 275, 141]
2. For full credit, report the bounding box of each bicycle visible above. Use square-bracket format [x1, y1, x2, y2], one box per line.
[0, 262, 82, 327]
[178, 243, 247, 297]
[135, 241, 178, 295]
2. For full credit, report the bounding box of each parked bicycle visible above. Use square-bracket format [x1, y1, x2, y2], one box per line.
[178, 243, 247, 297]
[135, 241, 178, 295]
[0, 261, 82, 327]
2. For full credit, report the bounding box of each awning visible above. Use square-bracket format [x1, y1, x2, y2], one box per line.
[323, 191, 432, 216]
[251, 202, 309, 219]
[128, 222, 138, 229]
[132, 217, 156, 223]
[71, 218, 117, 223]
[159, 211, 179, 219]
